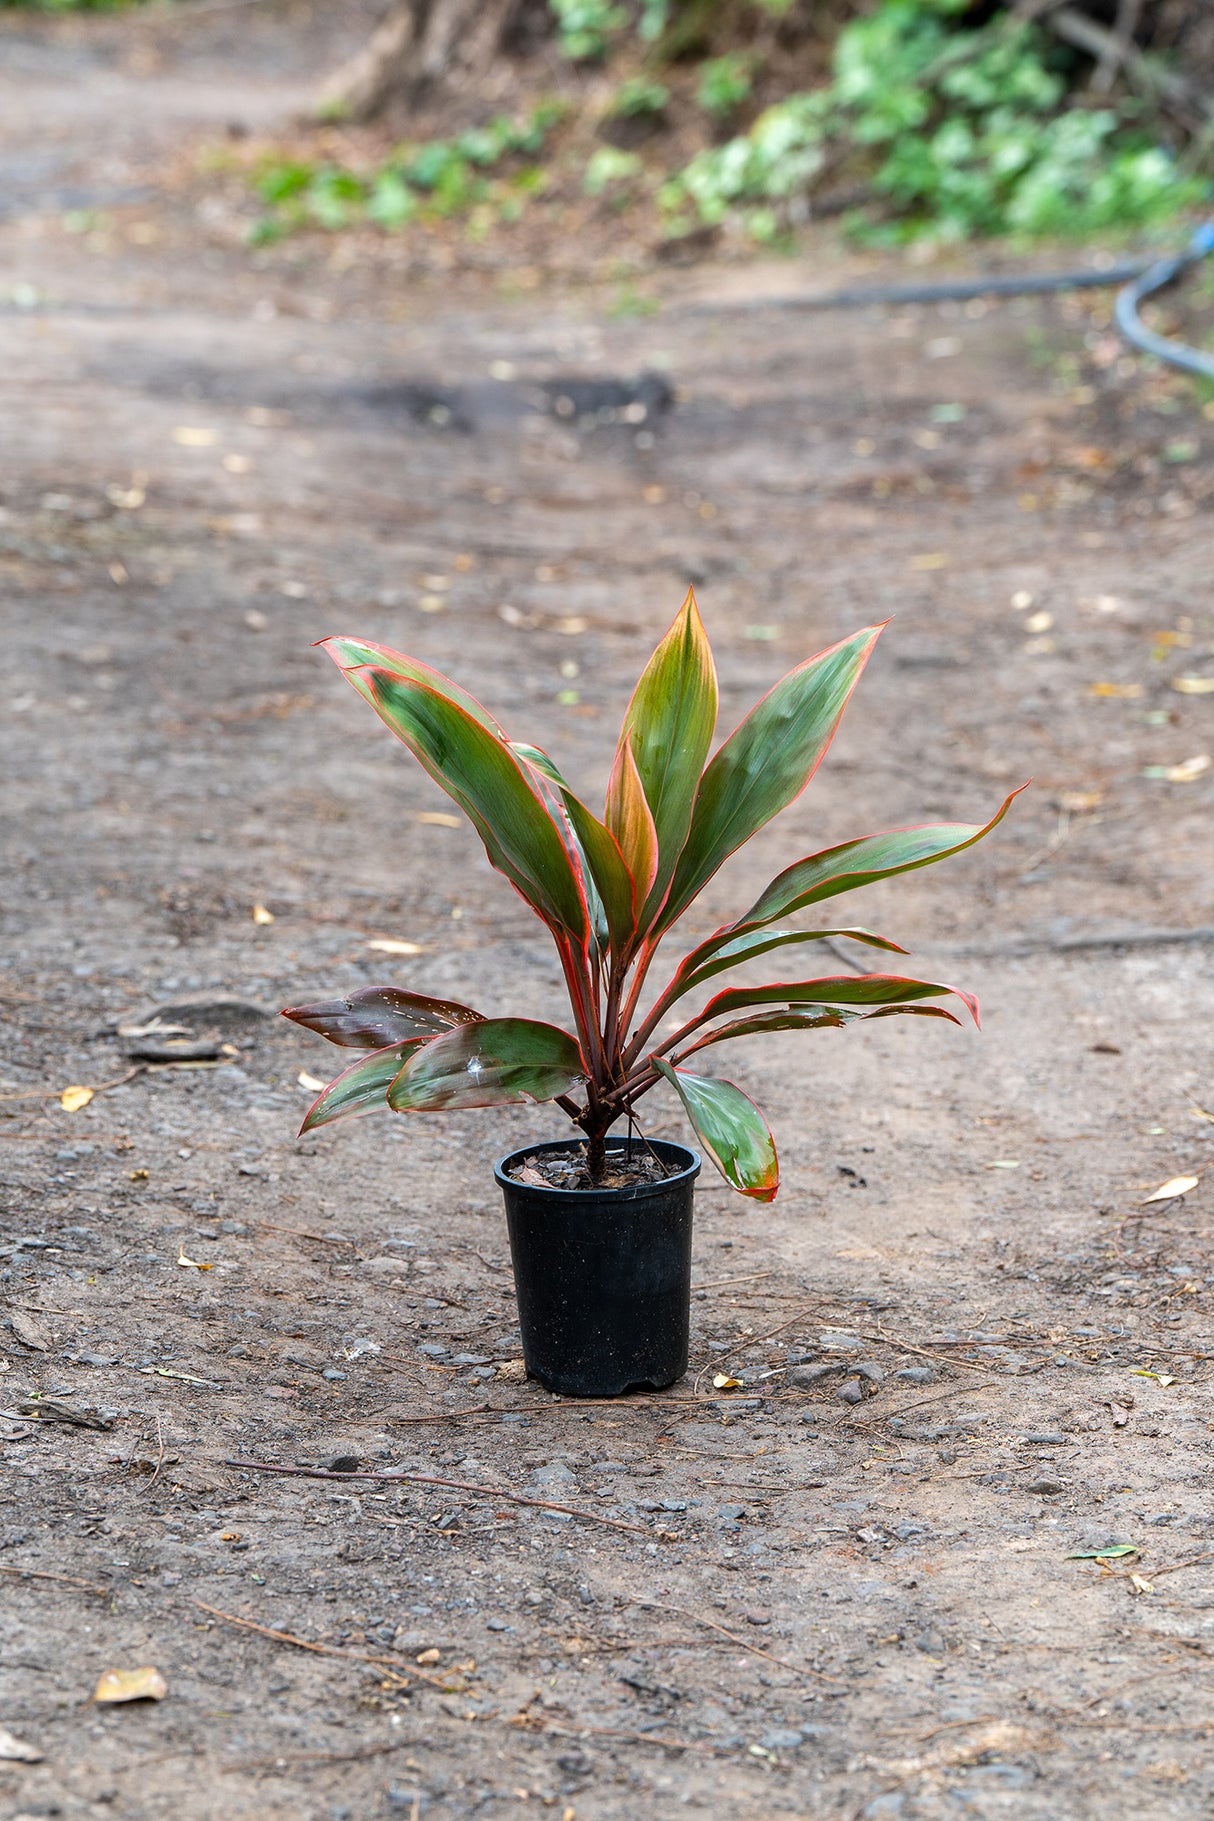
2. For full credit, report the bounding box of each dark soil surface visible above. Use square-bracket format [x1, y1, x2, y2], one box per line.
[507, 1147, 684, 1193]
[3, 10, 1214, 1821]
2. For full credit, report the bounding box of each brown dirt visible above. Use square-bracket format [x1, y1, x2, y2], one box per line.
[3, 9, 1214, 1821]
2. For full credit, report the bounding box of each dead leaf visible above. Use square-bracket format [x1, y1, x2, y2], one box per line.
[1130, 1572, 1155, 1595]
[1058, 789, 1102, 813]
[1173, 677, 1214, 695]
[1132, 1368, 1176, 1386]
[177, 1249, 214, 1272]
[251, 903, 275, 925]
[987, 1159, 1021, 1170]
[94, 1667, 167, 1705]
[1088, 682, 1143, 699]
[60, 1085, 93, 1112]
[1143, 1175, 1200, 1204]
[297, 1071, 326, 1093]
[416, 1647, 441, 1666]
[416, 812, 461, 828]
[0, 1726, 43, 1763]
[366, 939, 424, 956]
[1163, 755, 1211, 784]
[171, 426, 218, 447]
[1025, 610, 1053, 634]
[10, 1311, 53, 1352]
[713, 1373, 744, 1391]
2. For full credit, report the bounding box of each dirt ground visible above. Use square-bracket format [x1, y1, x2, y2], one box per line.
[3, 9, 1214, 1820]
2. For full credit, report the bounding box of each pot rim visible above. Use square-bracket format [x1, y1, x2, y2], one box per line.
[494, 1135, 701, 1200]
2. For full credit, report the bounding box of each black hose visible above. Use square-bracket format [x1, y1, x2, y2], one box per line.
[687, 220, 1214, 383]
[1114, 222, 1214, 382]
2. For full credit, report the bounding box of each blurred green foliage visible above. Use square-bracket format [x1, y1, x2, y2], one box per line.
[249, 105, 563, 244]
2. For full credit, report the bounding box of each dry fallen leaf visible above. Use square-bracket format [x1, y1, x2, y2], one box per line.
[0, 1726, 43, 1763]
[251, 903, 275, 925]
[417, 812, 461, 828]
[177, 1249, 214, 1272]
[1143, 1175, 1200, 1204]
[1088, 682, 1143, 699]
[94, 1667, 167, 1705]
[1173, 677, 1214, 695]
[987, 1159, 1021, 1170]
[366, 938, 423, 956]
[416, 1647, 441, 1666]
[495, 1359, 527, 1384]
[297, 1071, 327, 1093]
[60, 1085, 93, 1112]
[713, 1372, 744, 1391]
[1025, 610, 1053, 634]
[1163, 755, 1211, 784]
[171, 426, 218, 447]
[1129, 1572, 1155, 1596]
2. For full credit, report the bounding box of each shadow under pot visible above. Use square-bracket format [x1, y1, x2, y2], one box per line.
[494, 1138, 700, 1398]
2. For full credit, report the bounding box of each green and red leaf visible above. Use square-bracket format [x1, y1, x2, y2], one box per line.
[282, 987, 484, 1050]
[653, 1059, 778, 1201]
[732, 785, 1027, 933]
[658, 623, 885, 932]
[387, 1017, 585, 1113]
[299, 1039, 431, 1134]
[661, 925, 908, 1004]
[513, 741, 637, 956]
[323, 636, 504, 735]
[672, 1001, 964, 1061]
[613, 587, 718, 929]
[687, 972, 980, 1030]
[604, 736, 659, 912]
[324, 653, 590, 943]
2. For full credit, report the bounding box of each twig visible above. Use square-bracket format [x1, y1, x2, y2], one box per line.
[221, 1458, 657, 1537]
[839, 1380, 997, 1427]
[692, 1271, 775, 1292]
[692, 1300, 831, 1392]
[0, 1066, 142, 1104]
[633, 1598, 843, 1686]
[222, 1738, 416, 1775]
[250, 1219, 357, 1247]
[0, 1562, 111, 1596]
[853, 1329, 1006, 1377]
[149, 1413, 166, 1489]
[191, 1600, 463, 1690]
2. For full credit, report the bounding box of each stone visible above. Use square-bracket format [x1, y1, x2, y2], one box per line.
[895, 1366, 934, 1384]
[789, 1362, 848, 1388]
[759, 1728, 802, 1750]
[838, 1378, 865, 1405]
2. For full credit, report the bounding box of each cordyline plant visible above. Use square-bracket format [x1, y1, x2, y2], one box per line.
[284, 592, 1021, 1199]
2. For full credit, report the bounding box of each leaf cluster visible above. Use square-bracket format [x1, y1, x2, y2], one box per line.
[284, 595, 1020, 1198]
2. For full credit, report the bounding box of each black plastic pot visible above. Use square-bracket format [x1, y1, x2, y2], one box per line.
[494, 1138, 701, 1398]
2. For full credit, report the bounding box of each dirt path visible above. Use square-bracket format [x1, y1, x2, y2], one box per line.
[3, 12, 1214, 1820]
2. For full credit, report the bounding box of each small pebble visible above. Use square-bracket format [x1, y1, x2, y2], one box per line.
[1023, 1432, 1067, 1444]
[322, 1367, 346, 1382]
[1025, 1478, 1064, 1495]
[745, 1608, 772, 1626]
[790, 1362, 847, 1388]
[838, 1378, 864, 1405]
[759, 1728, 802, 1750]
[895, 1366, 934, 1385]
[855, 1362, 884, 1385]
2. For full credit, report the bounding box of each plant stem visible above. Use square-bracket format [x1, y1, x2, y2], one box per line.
[585, 1129, 608, 1182]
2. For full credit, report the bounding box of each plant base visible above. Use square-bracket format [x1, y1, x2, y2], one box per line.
[495, 1137, 700, 1398]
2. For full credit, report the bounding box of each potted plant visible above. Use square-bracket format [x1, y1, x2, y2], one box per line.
[284, 592, 1020, 1396]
